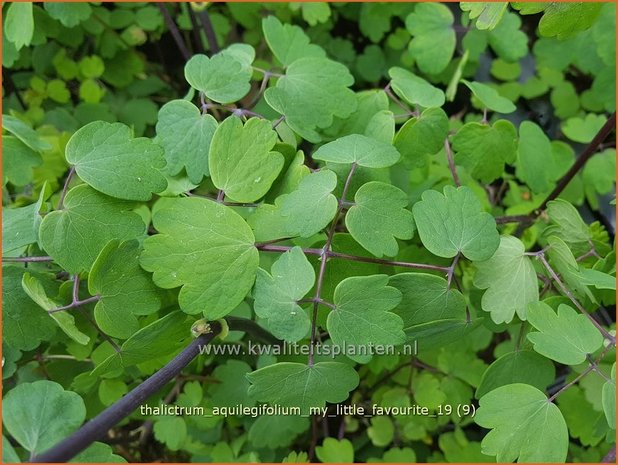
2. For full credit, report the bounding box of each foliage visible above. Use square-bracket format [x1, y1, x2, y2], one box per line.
[2, 2, 616, 464]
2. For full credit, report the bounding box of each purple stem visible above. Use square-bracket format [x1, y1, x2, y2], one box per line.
[3, 256, 54, 263]
[444, 139, 461, 187]
[57, 166, 76, 210]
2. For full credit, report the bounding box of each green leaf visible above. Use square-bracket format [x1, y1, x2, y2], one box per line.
[2, 136, 43, 187]
[21, 273, 90, 345]
[39, 185, 145, 274]
[253, 247, 314, 342]
[412, 185, 500, 261]
[452, 120, 517, 183]
[561, 113, 608, 143]
[367, 417, 394, 447]
[154, 417, 187, 451]
[3, 267, 57, 351]
[405, 3, 455, 75]
[394, 107, 449, 169]
[66, 121, 166, 201]
[516, 121, 557, 193]
[249, 169, 338, 240]
[91, 311, 190, 376]
[72, 442, 126, 463]
[602, 363, 616, 429]
[98, 379, 128, 406]
[475, 384, 568, 462]
[2, 115, 52, 152]
[262, 16, 325, 67]
[578, 268, 616, 291]
[89, 240, 161, 339]
[246, 362, 359, 414]
[474, 236, 539, 324]
[140, 197, 258, 318]
[476, 350, 556, 398]
[327, 275, 405, 362]
[2, 190, 44, 255]
[4, 2, 34, 50]
[249, 415, 309, 449]
[346, 181, 415, 257]
[3, 380, 86, 454]
[538, 3, 603, 39]
[461, 80, 516, 113]
[388, 67, 445, 108]
[294, 2, 331, 26]
[527, 302, 604, 365]
[2, 435, 20, 463]
[315, 438, 354, 463]
[210, 360, 255, 407]
[265, 57, 356, 142]
[312, 134, 400, 168]
[461, 2, 508, 30]
[155, 99, 217, 184]
[79, 56, 105, 79]
[545, 199, 591, 245]
[209, 117, 284, 202]
[390, 272, 467, 328]
[486, 12, 529, 62]
[547, 236, 595, 302]
[44, 2, 92, 27]
[184, 44, 254, 104]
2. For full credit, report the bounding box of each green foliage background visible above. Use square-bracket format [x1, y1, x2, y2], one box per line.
[2, 2, 616, 463]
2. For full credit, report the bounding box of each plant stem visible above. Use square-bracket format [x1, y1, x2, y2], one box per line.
[494, 214, 535, 225]
[157, 3, 191, 61]
[537, 253, 615, 345]
[197, 8, 219, 53]
[48, 295, 100, 314]
[535, 112, 616, 214]
[272, 115, 286, 129]
[186, 4, 204, 54]
[30, 326, 221, 463]
[2, 256, 54, 262]
[383, 83, 413, 114]
[256, 244, 451, 273]
[308, 163, 357, 367]
[444, 139, 461, 187]
[57, 166, 76, 210]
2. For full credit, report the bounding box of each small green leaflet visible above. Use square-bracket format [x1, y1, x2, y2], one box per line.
[3, 267, 57, 351]
[474, 235, 539, 324]
[155, 99, 218, 184]
[2, 436, 20, 464]
[264, 57, 356, 142]
[461, 2, 508, 30]
[249, 415, 309, 449]
[92, 311, 190, 376]
[39, 185, 145, 274]
[476, 350, 556, 398]
[578, 268, 616, 291]
[4, 2, 34, 50]
[316, 438, 354, 463]
[327, 275, 405, 363]
[462, 80, 516, 113]
[475, 383, 568, 462]
[140, 197, 258, 318]
[516, 121, 558, 193]
[65, 121, 167, 201]
[21, 273, 90, 345]
[262, 16, 325, 67]
[394, 107, 449, 169]
[248, 169, 338, 240]
[2, 136, 43, 187]
[389, 273, 467, 326]
[546, 236, 595, 303]
[388, 67, 445, 108]
[561, 114, 607, 143]
[246, 361, 359, 414]
[602, 363, 616, 430]
[2, 115, 52, 152]
[412, 185, 500, 261]
[545, 199, 591, 245]
[72, 442, 127, 463]
[153, 417, 187, 451]
[452, 120, 517, 183]
[44, 2, 92, 27]
[526, 302, 604, 365]
[312, 134, 400, 168]
[209, 117, 284, 202]
[345, 181, 415, 258]
[209, 360, 256, 407]
[89, 240, 161, 339]
[3, 380, 86, 454]
[531, 2, 603, 39]
[253, 247, 314, 342]
[184, 44, 254, 104]
[405, 3, 455, 75]
[2, 188, 45, 254]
